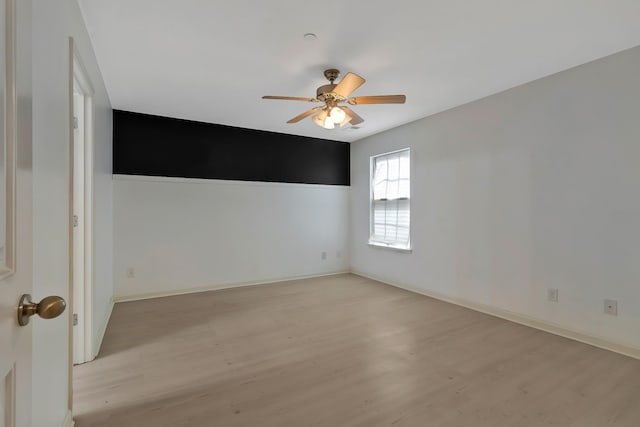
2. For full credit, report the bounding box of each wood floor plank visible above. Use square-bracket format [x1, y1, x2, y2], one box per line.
[73, 274, 640, 426]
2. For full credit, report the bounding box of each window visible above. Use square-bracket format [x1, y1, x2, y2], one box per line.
[369, 148, 410, 250]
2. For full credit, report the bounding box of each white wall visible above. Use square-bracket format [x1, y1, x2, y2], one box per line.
[350, 46, 640, 351]
[113, 175, 349, 299]
[32, 0, 112, 426]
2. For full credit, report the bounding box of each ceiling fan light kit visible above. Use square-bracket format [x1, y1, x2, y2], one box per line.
[263, 68, 406, 129]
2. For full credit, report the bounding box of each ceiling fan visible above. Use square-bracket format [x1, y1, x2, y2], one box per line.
[262, 68, 406, 129]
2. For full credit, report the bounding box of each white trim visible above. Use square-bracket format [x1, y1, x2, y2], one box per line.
[61, 410, 74, 427]
[92, 297, 114, 360]
[369, 147, 410, 157]
[351, 270, 640, 361]
[70, 38, 95, 366]
[0, 0, 16, 280]
[83, 93, 94, 363]
[72, 51, 94, 95]
[114, 271, 350, 303]
[112, 173, 350, 189]
[367, 242, 412, 253]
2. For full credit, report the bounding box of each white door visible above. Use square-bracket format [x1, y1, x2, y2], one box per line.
[1, 1, 63, 426]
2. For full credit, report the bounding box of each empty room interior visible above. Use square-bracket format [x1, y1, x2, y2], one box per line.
[2, 1, 640, 426]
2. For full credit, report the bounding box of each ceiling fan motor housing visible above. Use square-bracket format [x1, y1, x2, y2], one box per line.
[316, 84, 338, 101]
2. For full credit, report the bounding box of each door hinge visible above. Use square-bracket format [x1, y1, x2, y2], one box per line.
[73, 313, 78, 326]
[73, 116, 79, 129]
[73, 215, 79, 227]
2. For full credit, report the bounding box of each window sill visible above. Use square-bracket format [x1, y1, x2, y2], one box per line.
[368, 242, 412, 253]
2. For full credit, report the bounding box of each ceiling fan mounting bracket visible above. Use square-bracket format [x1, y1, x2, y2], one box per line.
[323, 68, 340, 83]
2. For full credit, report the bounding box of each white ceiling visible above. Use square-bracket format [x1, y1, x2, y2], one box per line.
[78, 0, 640, 143]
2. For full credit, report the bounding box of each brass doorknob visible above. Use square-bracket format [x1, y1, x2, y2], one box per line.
[17, 294, 66, 326]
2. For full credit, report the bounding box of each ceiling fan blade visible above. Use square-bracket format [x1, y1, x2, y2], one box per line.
[338, 115, 352, 127]
[263, 96, 318, 102]
[332, 72, 366, 98]
[287, 106, 323, 123]
[348, 95, 406, 105]
[341, 106, 364, 125]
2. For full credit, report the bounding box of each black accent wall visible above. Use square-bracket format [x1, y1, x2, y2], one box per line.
[113, 110, 350, 186]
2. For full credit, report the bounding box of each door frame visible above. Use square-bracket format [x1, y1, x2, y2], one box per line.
[68, 37, 95, 376]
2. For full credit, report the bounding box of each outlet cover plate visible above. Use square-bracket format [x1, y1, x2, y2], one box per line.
[547, 288, 559, 302]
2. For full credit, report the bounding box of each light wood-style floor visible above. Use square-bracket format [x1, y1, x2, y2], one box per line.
[73, 274, 640, 426]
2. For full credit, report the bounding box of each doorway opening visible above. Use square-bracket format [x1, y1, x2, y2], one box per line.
[71, 43, 95, 366]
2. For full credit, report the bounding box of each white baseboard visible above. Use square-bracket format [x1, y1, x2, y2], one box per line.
[351, 270, 640, 360]
[113, 271, 350, 303]
[93, 297, 114, 359]
[62, 410, 74, 427]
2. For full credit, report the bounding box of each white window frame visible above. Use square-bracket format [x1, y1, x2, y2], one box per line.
[368, 148, 411, 252]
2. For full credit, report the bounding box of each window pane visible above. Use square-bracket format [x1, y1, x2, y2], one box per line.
[397, 212, 410, 229]
[374, 223, 385, 238]
[396, 226, 410, 243]
[384, 224, 396, 243]
[400, 155, 410, 179]
[374, 158, 387, 181]
[387, 157, 400, 181]
[372, 159, 388, 200]
[386, 179, 398, 200]
[386, 205, 397, 225]
[374, 181, 387, 200]
[398, 178, 410, 198]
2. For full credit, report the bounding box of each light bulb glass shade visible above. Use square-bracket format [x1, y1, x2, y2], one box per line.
[312, 109, 329, 127]
[330, 106, 346, 123]
[323, 115, 335, 129]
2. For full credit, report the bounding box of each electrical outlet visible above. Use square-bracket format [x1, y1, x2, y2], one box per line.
[321, 251, 327, 260]
[547, 288, 559, 302]
[604, 299, 618, 316]
[336, 250, 342, 258]
[126, 267, 135, 278]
